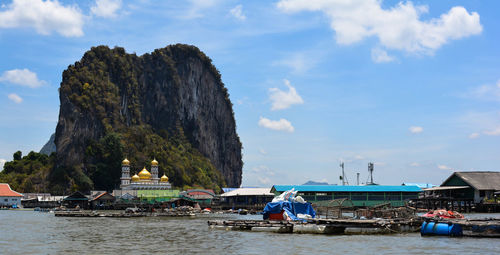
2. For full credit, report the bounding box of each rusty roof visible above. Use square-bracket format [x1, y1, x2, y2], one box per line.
[0, 183, 23, 197]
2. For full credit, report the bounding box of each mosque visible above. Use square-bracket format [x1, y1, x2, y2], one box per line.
[120, 158, 171, 190]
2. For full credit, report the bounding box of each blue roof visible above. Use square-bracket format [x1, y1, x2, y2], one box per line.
[272, 185, 422, 193]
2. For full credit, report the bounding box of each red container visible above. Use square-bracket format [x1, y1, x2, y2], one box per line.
[268, 210, 285, 220]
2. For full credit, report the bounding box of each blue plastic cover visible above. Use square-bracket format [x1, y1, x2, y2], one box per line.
[263, 201, 316, 221]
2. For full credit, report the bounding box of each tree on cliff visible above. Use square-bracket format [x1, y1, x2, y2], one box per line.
[0, 44, 242, 194]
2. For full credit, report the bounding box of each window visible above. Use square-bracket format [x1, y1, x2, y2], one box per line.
[316, 195, 332, 201]
[4, 199, 7, 202]
[386, 192, 401, 201]
[402, 193, 417, 200]
[333, 192, 350, 199]
[368, 192, 384, 201]
[302, 195, 315, 201]
[479, 190, 485, 197]
[316, 193, 327, 196]
[351, 192, 367, 201]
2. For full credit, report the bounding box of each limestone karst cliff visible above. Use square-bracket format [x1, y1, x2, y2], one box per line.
[50, 44, 242, 192]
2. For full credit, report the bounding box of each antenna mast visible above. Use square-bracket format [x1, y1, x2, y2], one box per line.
[367, 162, 374, 185]
[339, 162, 349, 185]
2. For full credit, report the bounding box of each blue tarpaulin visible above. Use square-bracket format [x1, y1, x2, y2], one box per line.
[263, 201, 316, 221]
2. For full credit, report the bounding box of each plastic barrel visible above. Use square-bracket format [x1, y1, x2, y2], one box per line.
[421, 221, 463, 237]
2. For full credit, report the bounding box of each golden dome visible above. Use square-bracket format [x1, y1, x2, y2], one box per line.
[138, 167, 152, 180]
[160, 174, 169, 182]
[122, 158, 130, 165]
[131, 174, 140, 182]
[151, 158, 158, 166]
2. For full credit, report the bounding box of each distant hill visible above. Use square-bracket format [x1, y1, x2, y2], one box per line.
[302, 180, 330, 185]
[39, 133, 56, 155]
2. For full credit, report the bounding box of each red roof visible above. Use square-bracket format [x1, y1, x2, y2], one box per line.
[0, 184, 23, 197]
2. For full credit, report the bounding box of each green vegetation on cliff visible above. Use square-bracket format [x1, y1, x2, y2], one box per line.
[0, 44, 242, 194]
[0, 151, 54, 193]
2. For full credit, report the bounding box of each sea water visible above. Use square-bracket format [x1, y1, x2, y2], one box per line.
[1, 210, 499, 255]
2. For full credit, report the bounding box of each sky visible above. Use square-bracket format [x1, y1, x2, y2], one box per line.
[0, 0, 499, 187]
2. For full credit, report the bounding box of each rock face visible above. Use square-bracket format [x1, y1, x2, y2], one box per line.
[39, 133, 56, 155]
[55, 44, 242, 188]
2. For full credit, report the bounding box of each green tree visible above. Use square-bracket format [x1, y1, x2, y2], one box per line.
[13, 151, 22, 161]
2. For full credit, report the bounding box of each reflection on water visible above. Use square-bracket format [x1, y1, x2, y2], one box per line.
[1, 211, 499, 255]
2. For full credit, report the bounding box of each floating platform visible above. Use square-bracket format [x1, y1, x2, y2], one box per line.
[423, 218, 500, 238]
[208, 218, 422, 235]
[54, 211, 196, 218]
[209, 217, 500, 237]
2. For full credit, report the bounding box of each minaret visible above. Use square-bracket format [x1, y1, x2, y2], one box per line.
[151, 158, 159, 184]
[120, 158, 131, 188]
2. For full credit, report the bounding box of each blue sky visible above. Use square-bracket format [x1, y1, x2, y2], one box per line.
[0, 0, 499, 187]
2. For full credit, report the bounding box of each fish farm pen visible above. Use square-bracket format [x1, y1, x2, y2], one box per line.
[54, 211, 196, 217]
[208, 218, 500, 237]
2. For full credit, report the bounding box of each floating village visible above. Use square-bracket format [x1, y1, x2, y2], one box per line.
[1, 158, 499, 238]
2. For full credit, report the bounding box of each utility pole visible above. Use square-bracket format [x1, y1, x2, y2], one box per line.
[357, 173, 360, 186]
[339, 162, 349, 185]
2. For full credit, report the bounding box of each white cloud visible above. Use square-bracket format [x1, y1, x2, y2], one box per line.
[409, 126, 423, 134]
[277, 0, 482, 55]
[438, 164, 452, 170]
[182, 0, 219, 19]
[259, 148, 267, 155]
[269, 79, 304, 110]
[410, 162, 420, 167]
[0, 159, 6, 171]
[354, 155, 364, 160]
[483, 127, 500, 136]
[229, 4, 246, 21]
[258, 117, 295, 132]
[258, 176, 272, 185]
[469, 132, 480, 139]
[371, 48, 395, 63]
[251, 165, 274, 176]
[0, 0, 84, 37]
[0, 69, 46, 88]
[91, 0, 122, 18]
[469, 79, 500, 102]
[8, 93, 22, 103]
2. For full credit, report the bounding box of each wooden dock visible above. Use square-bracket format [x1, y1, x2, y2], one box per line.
[208, 218, 423, 235]
[209, 217, 500, 237]
[54, 211, 196, 218]
[425, 218, 500, 238]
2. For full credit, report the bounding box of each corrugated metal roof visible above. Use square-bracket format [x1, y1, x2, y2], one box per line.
[402, 183, 436, 188]
[222, 188, 237, 193]
[220, 188, 274, 197]
[272, 185, 422, 193]
[444, 171, 500, 190]
[423, 186, 469, 191]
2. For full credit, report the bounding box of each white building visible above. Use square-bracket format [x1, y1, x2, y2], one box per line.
[0, 183, 23, 207]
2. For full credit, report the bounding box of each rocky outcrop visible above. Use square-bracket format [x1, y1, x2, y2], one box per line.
[39, 133, 56, 155]
[54, 44, 242, 188]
